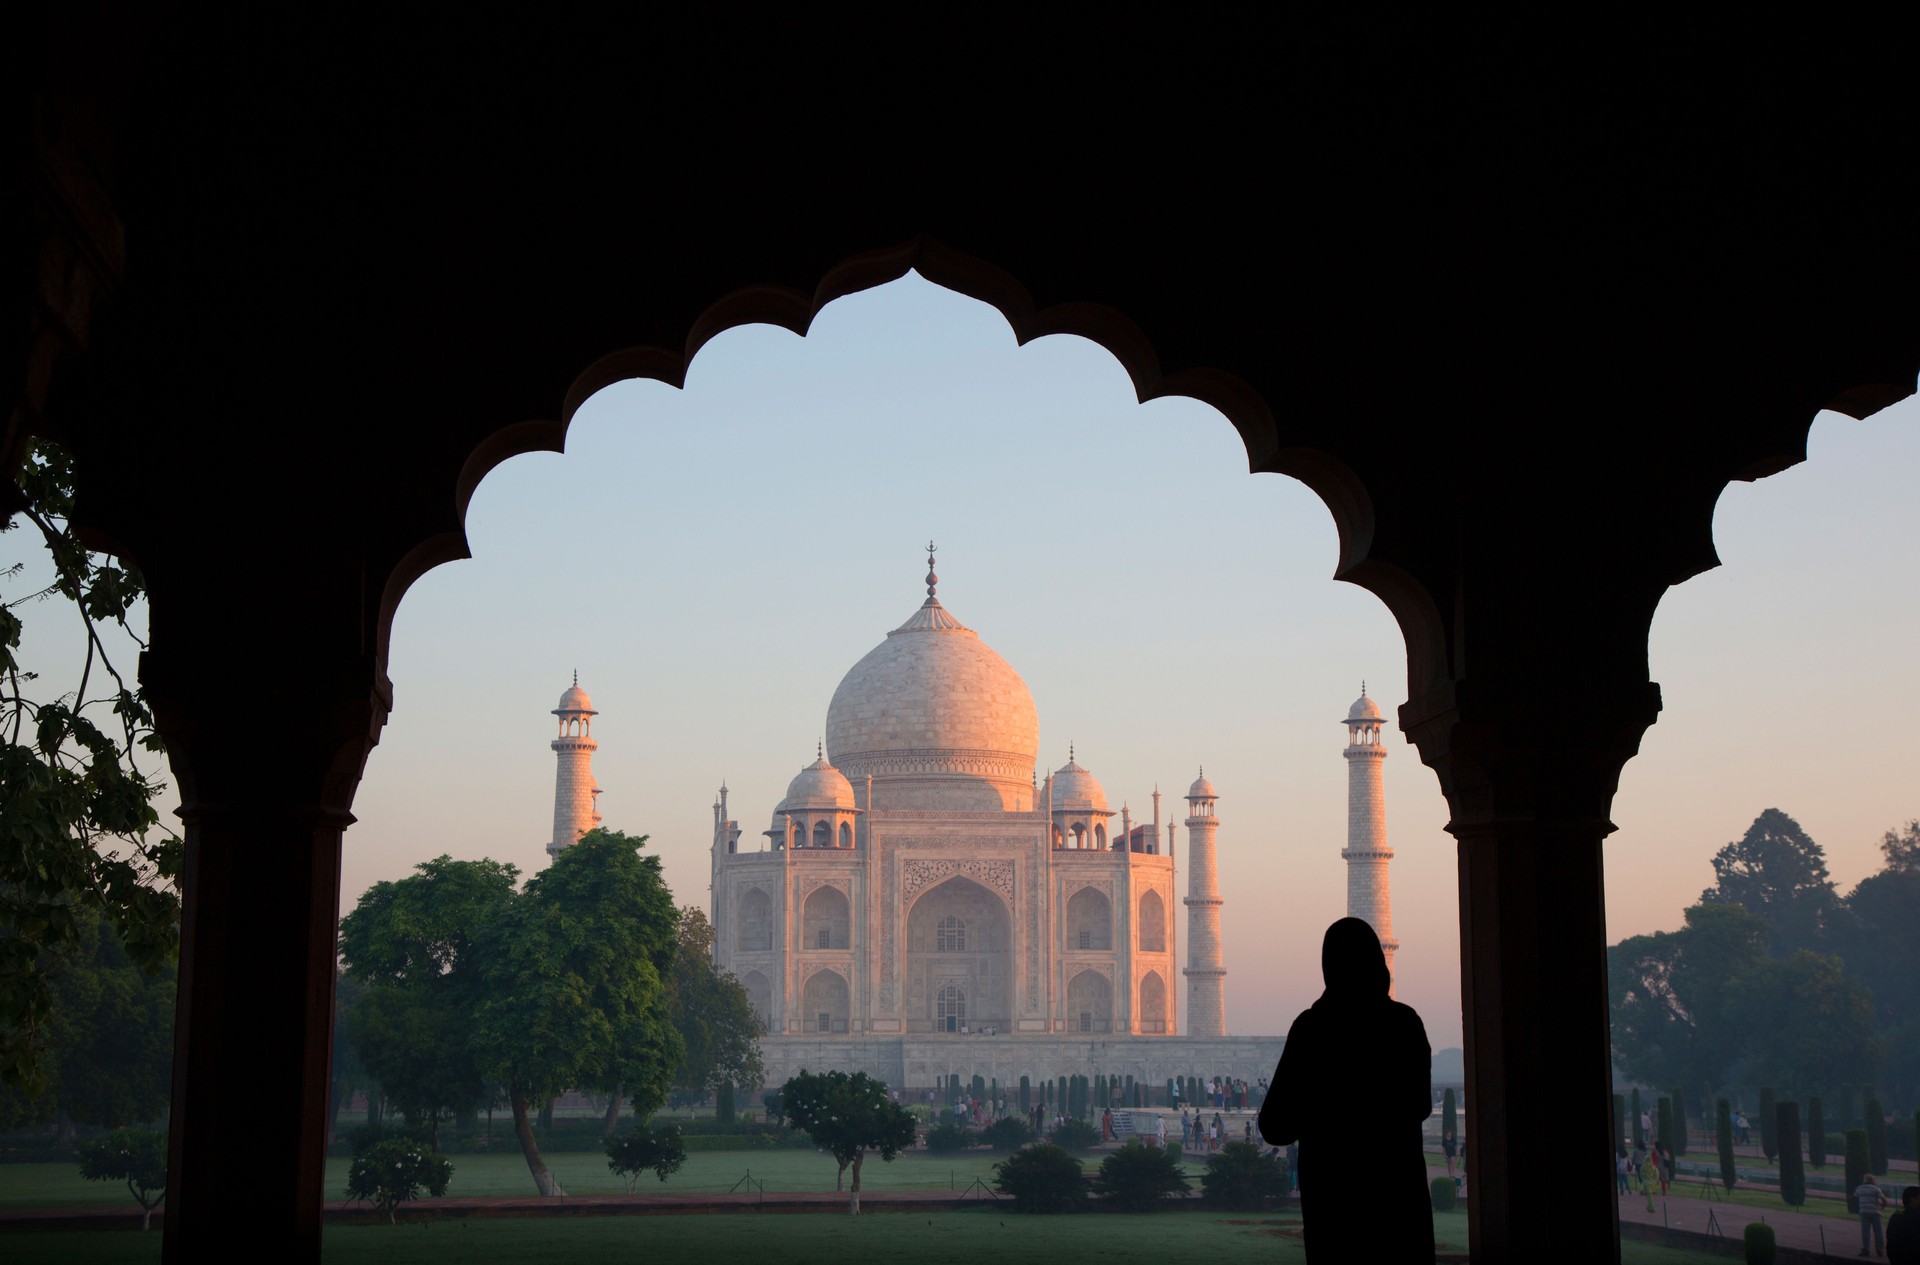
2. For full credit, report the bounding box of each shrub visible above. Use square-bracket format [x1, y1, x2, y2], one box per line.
[1807, 1098, 1825, 1169]
[994, 1142, 1090, 1213]
[715, 1084, 735, 1125]
[1671, 1088, 1688, 1155]
[1430, 1176, 1457, 1212]
[1657, 1097, 1674, 1156]
[1716, 1099, 1736, 1192]
[346, 1139, 454, 1224]
[981, 1117, 1034, 1152]
[1845, 1129, 1868, 1212]
[1049, 1119, 1101, 1153]
[1094, 1140, 1190, 1211]
[1866, 1098, 1889, 1175]
[1164, 1141, 1183, 1167]
[1631, 1088, 1644, 1151]
[924, 1122, 974, 1154]
[1776, 1102, 1804, 1206]
[1019, 1076, 1031, 1111]
[77, 1129, 168, 1231]
[1743, 1221, 1775, 1265]
[1449, 1089, 1461, 1148]
[1759, 1088, 1776, 1162]
[1200, 1140, 1286, 1210]
[604, 1123, 686, 1191]
[761, 1089, 782, 1119]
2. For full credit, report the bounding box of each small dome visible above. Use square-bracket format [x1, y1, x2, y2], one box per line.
[1049, 758, 1109, 813]
[1346, 693, 1382, 723]
[555, 680, 596, 714]
[780, 753, 857, 811]
[1188, 770, 1216, 799]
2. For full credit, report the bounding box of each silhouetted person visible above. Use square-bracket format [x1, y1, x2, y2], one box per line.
[1886, 1185, 1919, 1264]
[1260, 918, 1433, 1263]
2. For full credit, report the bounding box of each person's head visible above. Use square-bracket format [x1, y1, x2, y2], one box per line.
[1903, 1185, 1918, 1209]
[1867, 1174, 1878, 1186]
[1320, 917, 1391, 998]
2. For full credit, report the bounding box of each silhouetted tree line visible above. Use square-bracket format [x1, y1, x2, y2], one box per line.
[1609, 809, 1920, 1123]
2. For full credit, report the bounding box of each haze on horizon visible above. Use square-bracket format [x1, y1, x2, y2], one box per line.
[17, 274, 1910, 1052]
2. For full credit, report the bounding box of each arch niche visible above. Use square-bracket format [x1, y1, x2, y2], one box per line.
[736, 888, 773, 953]
[1137, 891, 1167, 953]
[906, 876, 1011, 1033]
[740, 969, 774, 1031]
[1065, 886, 1111, 951]
[1066, 969, 1113, 1034]
[1138, 971, 1168, 1034]
[802, 885, 850, 950]
[802, 968, 850, 1033]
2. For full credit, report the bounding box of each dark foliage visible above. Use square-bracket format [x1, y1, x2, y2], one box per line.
[1048, 1118, 1101, 1153]
[1199, 1140, 1287, 1210]
[1092, 1140, 1190, 1211]
[604, 1123, 686, 1191]
[924, 1121, 974, 1154]
[992, 1143, 1088, 1213]
[981, 1117, 1034, 1152]
[1744, 1222, 1776, 1265]
[1430, 1176, 1457, 1212]
[1716, 1099, 1736, 1192]
[1759, 1088, 1776, 1162]
[1845, 1129, 1868, 1212]
[1807, 1098, 1824, 1168]
[1776, 1101, 1804, 1206]
[1866, 1097, 1888, 1175]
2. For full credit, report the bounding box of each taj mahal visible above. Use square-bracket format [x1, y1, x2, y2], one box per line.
[543, 548, 1401, 1094]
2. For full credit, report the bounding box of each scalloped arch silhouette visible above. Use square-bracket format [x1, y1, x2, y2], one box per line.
[372, 236, 1448, 698]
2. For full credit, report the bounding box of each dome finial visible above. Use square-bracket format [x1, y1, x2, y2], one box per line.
[1069, 741, 1075, 763]
[817, 738, 824, 760]
[573, 668, 578, 686]
[925, 540, 938, 600]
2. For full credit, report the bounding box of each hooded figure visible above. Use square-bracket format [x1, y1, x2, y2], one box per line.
[1259, 918, 1434, 1263]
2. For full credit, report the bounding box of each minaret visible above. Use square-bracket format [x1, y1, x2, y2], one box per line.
[1182, 769, 1225, 1036]
[1342, 684, 1398, 989]
[547, 673, 599, 860]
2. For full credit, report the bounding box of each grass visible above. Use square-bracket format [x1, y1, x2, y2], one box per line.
[0, 1207, 1729, 1265]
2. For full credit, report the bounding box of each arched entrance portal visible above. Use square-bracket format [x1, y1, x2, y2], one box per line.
[906, 877, 1012, 1033]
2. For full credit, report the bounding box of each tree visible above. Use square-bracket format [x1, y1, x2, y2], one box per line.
[1610, 1092, 1623, 1157]
[1093, 1140, 1190, 1211]
[993, 1142, 1088, 1213]
[1865, 1097, 1889, 1176]
[1445, 1087, 1459, 1146]
[1699, 809, 1836, 957]
[1833, 857, 1920, 1108]
[1879, 820, 1920, 872]
[1807, 1097, 1825, 1169]
[339, 855, 518, 1150]
[1845, 1129, 1868, 1212]
[1737, 951, 1882, 1100]
[345, 1138, 453, 1224]
[665, 908, 764, 1116]
[1200, 1139, 1288, 1210]
[1715, 1098, 1735, 1192]
[1609, 903, 1771, 1106]
[1, 440, 180, 1099]
[78, 1128, 167, 1230]
[475, 830, 683, 1196]
[1759, 1088, 1776, 1162]
[1671, 1088, 1688, 1155]
[604, 1123, 686, 1192]
[981, 1117, 1035, 1151]
[779, 1069, 916, 1214]
[1631, 1089, 1645, 1151]
[1777, 1101, 1804, 1206]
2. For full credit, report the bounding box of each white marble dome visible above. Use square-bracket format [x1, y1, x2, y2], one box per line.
[1049, 758, 1109, 812]
[556, 682, 596, 713]
[1346, 692, 1382, 722]
[825, 594, 1040, 809]
[780, 752, 857, 811]
[1188, 770, 1216, 799]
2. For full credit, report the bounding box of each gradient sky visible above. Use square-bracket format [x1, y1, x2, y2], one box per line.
[17, 274, 1916, 1050]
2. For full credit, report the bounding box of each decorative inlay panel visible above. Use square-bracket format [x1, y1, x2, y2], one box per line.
[902, 857, 1015, 905]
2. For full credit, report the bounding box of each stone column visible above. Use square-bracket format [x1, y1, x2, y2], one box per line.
[1182, 782, 1225, 1037]
[1343, 704, 1398, 987]
[144, 648, 387, 1265]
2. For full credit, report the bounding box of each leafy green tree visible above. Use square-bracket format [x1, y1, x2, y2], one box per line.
[1879, 820, 1920, 871]
[981, 1117, 1034, 1151]
[924, 1121, 972, 1153]
[1, 440, 180, 1098]
[345, 1138, 453, 1224]
[993, 1142, 1088, 1212]
[1833, 857, 1920, 1108]
[779, 1069, 916, 1214]
[1657, 1097, 1674, 1155]
[1738, 952, 1882, 1100]
[339, 855, 518, 1150]
[1807, 1097, 1825, 1168]
[1049, 1118, 1101, 1153]
[1200, 1139, 1287, 1210]
[476, 830, 683, 1196]
[664, 908, 764, 1121]
[1671, 1088, 1687, 1155]
[78, 1127, 167, 1230]
[1019, 1075, 1030, 1111]
[1093, 1139, 1190, 1211]
[1699, 809, 1836, 958]
[1609, 903, 1771, 1106]
[604, 1123, 686, 1192]
[1715, 1098, 1735, 1192]
[1777, 1101, 1804, 1206]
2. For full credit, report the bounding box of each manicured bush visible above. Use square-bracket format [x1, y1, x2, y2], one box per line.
[1165, 1141, 1183, 1167]
[761, 1089, 782, 1119]
[972, 1074, 987, 1104]
[1866, 1098, 1889, 1175]
[1657, 1097, 1674, 1156]
[1093, 1139, 1191, 1211]
[77, 1129, 168, 1231]
[1199, 1140, 1287, 1210]
[1631, 1088, 1645, 1151]
[1716, 1099, 1736, 1192]
[1776, 1102, 1804, 1206]
[1612, 1092, 1624, 1156]
[1019, 1075, 1031, 1111]
[1049, 1119, 1102, 1153]
[1806, 1098, 1825, 1169]
[993, 1142, 1089, 1213]
[605, 1123, 686, 1191]
[1430, 1176, 1457, 1212]
[1671, 1088, 1688, 1155]
[1845, 1128, 1868, 1212]
[346, 1138, 453, 1224]
[1758, 1088, 1776, 1162]
[715, 1083, 736, 1125]
[924, 1122, 974, 1154]
[1743, 1221, 1775, 1265]
[981, 1117, 1035, 1152]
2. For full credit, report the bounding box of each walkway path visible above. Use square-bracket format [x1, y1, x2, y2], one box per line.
[1619, 1190, 1878, 1259]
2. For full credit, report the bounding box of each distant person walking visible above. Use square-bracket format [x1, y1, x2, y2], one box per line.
[1616, 1152, 1630, 1196]
[1858, 1174, 1889, 1258]
[1443, 1130, 1457, 1178]
[1261, 918, 1433, 1263]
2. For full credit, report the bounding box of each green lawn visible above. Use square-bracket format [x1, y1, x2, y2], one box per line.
[0, 1208, 1727, 1265]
